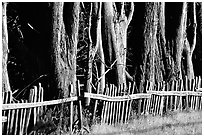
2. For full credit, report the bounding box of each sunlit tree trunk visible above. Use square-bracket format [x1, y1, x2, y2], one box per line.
[86, 2, 105, 105]
[102, 2, 134, 87]
[2, 2, 11, 92]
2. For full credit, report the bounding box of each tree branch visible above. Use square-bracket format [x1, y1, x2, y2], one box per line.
[126, 70, 134, 82]
[121, 2, 125, 16]
[127, 2, 134, 26]
[190, 2, 197, 54]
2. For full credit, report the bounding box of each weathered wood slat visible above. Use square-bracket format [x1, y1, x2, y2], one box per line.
[77, 80, 83, 129]
[84, 92, 151, 102]
[2, 96, 78, 110]
[147, 91, 202, 96]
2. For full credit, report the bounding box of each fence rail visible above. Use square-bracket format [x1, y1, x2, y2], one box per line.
[2, 96, 78, 110]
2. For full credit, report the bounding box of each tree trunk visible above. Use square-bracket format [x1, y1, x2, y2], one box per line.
[139, 2, 159, 91]
[2, 2, 11, 92]
[102, 2, 134, 87]
[50, 2, 80, 98]
[86, 3, 105, 105]
[174, 2, 188, 79]
[183, 2, 197, 79]
[64, 2, 80, 97]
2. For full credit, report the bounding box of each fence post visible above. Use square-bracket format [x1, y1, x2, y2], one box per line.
[77, 80, 83, 131]
[70, 84, 74, 134]
[93, 83, 100, 124]
[127, 82, 135, 121]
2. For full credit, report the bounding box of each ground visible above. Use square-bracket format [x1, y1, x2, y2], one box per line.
[90, 110, 202, 135]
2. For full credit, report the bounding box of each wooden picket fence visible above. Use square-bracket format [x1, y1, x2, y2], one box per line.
[2, 76, 202, 134]
[2, 83, 44, 135]
[85, 76, 202, 125]
[142, 76, 202, 115]
[2, 81, 83, 135]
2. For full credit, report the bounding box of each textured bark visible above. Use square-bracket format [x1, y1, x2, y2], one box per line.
[2, 2, 11, 92]
[140, 3, 159, 87]
[102, 2, 134, 87]
[64, 2, 80, 97]
[183, 2, 196, 79]
[174, 2, 188, 79]
[94, 2, 105, 94]
[50, 2, 80, 98]
[50, 2, 68, 98]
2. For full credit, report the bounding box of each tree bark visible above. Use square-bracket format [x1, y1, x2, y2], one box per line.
[139, 2, 159, 91]
[174, 2, 188, 79]
[102, 2, 134, 87]
[64, 2, 80, 97]
[2, 2, 11, 92]
[50, 2, 80, 98]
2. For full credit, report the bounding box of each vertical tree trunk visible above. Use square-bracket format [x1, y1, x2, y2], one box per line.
[50, 2, 80, 98]
[140, 2, 159, 89]
[50, 2, 68, 98]
[183, 2, 196, 79]
[2, 2, 11, 92]
[102, 2, 134, 87]
[94, 2, 105, 94]
[174, 2, 188, 79]
[86, 2, 105, 106]
[64, 2, 80, 97]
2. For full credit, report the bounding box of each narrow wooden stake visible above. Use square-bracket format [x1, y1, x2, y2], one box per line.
[93, 83, 100, 123]
[6, 92, 12, 135]
[106, 84, 112, 124]
[120, 84, 125, 124]
[22, 100, 28, 134]
[146, 81, 152, 113]
[70, 84, 74, 133]
[19, 100, 24, 135]
[115, 85, 121, 124]
[33, 86, 37, 127]
[40, 85, 44, 117]
[77, 80, 83, 130]
[160, 82, 165, 116]
[25, 89, 34, 135]
[9, 108, 15, 134]
[109, 84, 114, 125]
[128, 82, 135, 121]
[102, 85, 109, 123]
[124, 83, 131, 123]
[101, 85, 108, 123]
[2, 91, 7, 134]
[154, 82, 160, 115]
[170, 80, 175, 110]
[174, 80, 179, 111]
[14, 101, 20, 135]
[112, 85, 117, 125]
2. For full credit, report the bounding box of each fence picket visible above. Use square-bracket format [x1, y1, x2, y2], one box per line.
[103, 85, 109, 123]
[106, 84, 112, 124]
[93, 84, 100, 123]
[160, 81, 165, 115]
[14, 101, 20, 135]
[6, 92, 12, 134]
[109, 84, 114, 125]
[101, 85, 108, 123]
[115, 85, 121, 124]
[127, 82, 135, 121]
[120, 83, 126, 123]
[112, 85, 117, 124]
[70, 84, 74, 133]
[124, 83, 131, 123]
[77, 80, 83, 129]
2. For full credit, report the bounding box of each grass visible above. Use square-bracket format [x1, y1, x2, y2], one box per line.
[90, 110, 202, 135]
